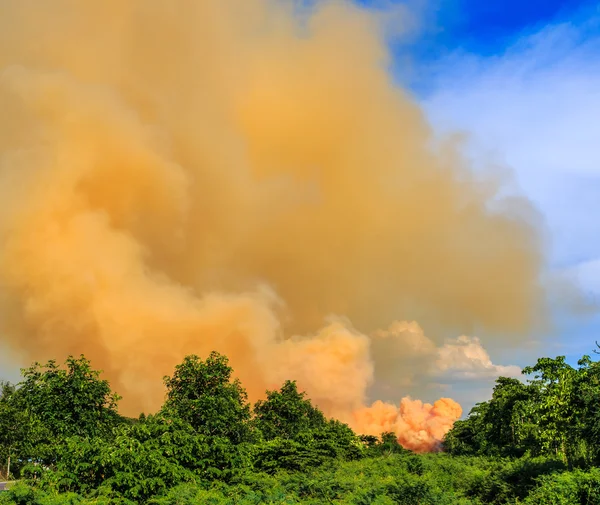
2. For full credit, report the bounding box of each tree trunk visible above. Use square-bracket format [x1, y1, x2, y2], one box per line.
[6, 456, 10, 481]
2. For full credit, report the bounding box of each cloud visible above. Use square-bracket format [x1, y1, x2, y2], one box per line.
[369, 321, 521, 400]
[421, 10, 600, 269]
[566, 258, 600, 297]
[354, 320, 520, 444]
[435, 335, 522, 380]
[415, 8, 600, 383]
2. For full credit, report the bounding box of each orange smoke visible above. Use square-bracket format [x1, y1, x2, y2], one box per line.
[0, 0, 548, 450]
[353, 398, 463, 452]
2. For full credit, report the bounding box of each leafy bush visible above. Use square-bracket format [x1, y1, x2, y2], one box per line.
[523, 468, 600, 505]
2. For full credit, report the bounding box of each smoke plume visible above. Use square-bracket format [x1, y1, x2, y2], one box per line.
[353, 397, 463, 452]
[0, 0, 546, 450]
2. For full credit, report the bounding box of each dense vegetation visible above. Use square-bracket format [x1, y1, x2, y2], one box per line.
[0, 348, 599, 504]
[444, 353, 600, 466]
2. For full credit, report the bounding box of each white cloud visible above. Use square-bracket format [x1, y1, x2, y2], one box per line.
[369, 320, 521, 401]
[436, 335, 522, 380]
[367, 320, 525, 415]
[420, 14, 600, 267]
[566, 257, 600, 296]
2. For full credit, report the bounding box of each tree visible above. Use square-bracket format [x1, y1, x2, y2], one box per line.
[42, 414, 242, 500]
[0, 357, 122, 475]
[484, 377, 536, 456]
[253, 380, 326, 440]
[444, 378, 538, 457]
[14, 355, 122, 440]
[251, 380, 363, 471]
[523, 356, 577, 463]
[567, 355, 600, 466]
[442, 417, 480, 456]
[162, 352, 251, 444]
[444, 351, 600, 465]
[0, 381, 48, 479]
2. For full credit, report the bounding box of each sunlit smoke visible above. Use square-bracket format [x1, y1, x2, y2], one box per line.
[0, 0, 548, 450]
[353, 398, 463, 452]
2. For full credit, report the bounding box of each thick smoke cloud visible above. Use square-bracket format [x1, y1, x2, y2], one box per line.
[353, 397, 463, 452]
[0, 0, 546, 450]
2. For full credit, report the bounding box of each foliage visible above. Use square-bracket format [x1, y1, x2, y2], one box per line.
[250, 381, 364, 472]
[162, 353, 251, 444]
[2, 348, 600, 503]
[444, 347, 600, 468]
[0, 357, 123, 478]
[16, 356, 122, 440]
[1, 453, 572, 505]
[253, 380, 326, 441]
[521, 467, 600, 505]
[33, 415, 243, 501]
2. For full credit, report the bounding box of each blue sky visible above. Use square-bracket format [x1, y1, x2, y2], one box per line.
[355, 0, 600, 410]
[358, 0, 594, 55]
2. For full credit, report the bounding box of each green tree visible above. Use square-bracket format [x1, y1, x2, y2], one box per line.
[373, 431, 409, 456]
[484, 377, 537, 456]
[15, 356, 122, 440]
[251, 381, 363, 472]
[442, 415, 481, 456]
[253, 380, 326, 440]
[162, 352, 251, 444]
[0, 357, 122, 476]
[40, 414, 242, 501]
[566, 354, 600, 466]
[0, 382, 49, 479]
[523, 356, 577, 463]
[444, 376, 541, 457]
[445, 351, 600, 465]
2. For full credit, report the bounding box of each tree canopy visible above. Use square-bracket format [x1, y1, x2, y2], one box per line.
[1, 348, 600, 504]
[444, 350, 600, 467]
[162, 352, 251, 444]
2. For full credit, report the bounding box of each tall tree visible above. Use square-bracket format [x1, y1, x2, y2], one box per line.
[253, 380, 326, 440]
[567, 354, 600, 466]
[15, 356, 122, 440]
[0, 382, 46, 478]
[523, 356, 576, 463]
[162, 352, 251, 444]
[445, 352, 600, 464]
[485, 377, 537, 456]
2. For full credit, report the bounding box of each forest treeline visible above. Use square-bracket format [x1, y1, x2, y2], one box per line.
[444, 352, 600, 466]
[0, 349, 600, 504]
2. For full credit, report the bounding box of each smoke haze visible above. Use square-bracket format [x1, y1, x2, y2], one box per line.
[0, 0, 547, 449]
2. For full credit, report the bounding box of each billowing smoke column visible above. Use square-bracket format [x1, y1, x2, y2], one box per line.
[0, 1, 546, 451]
